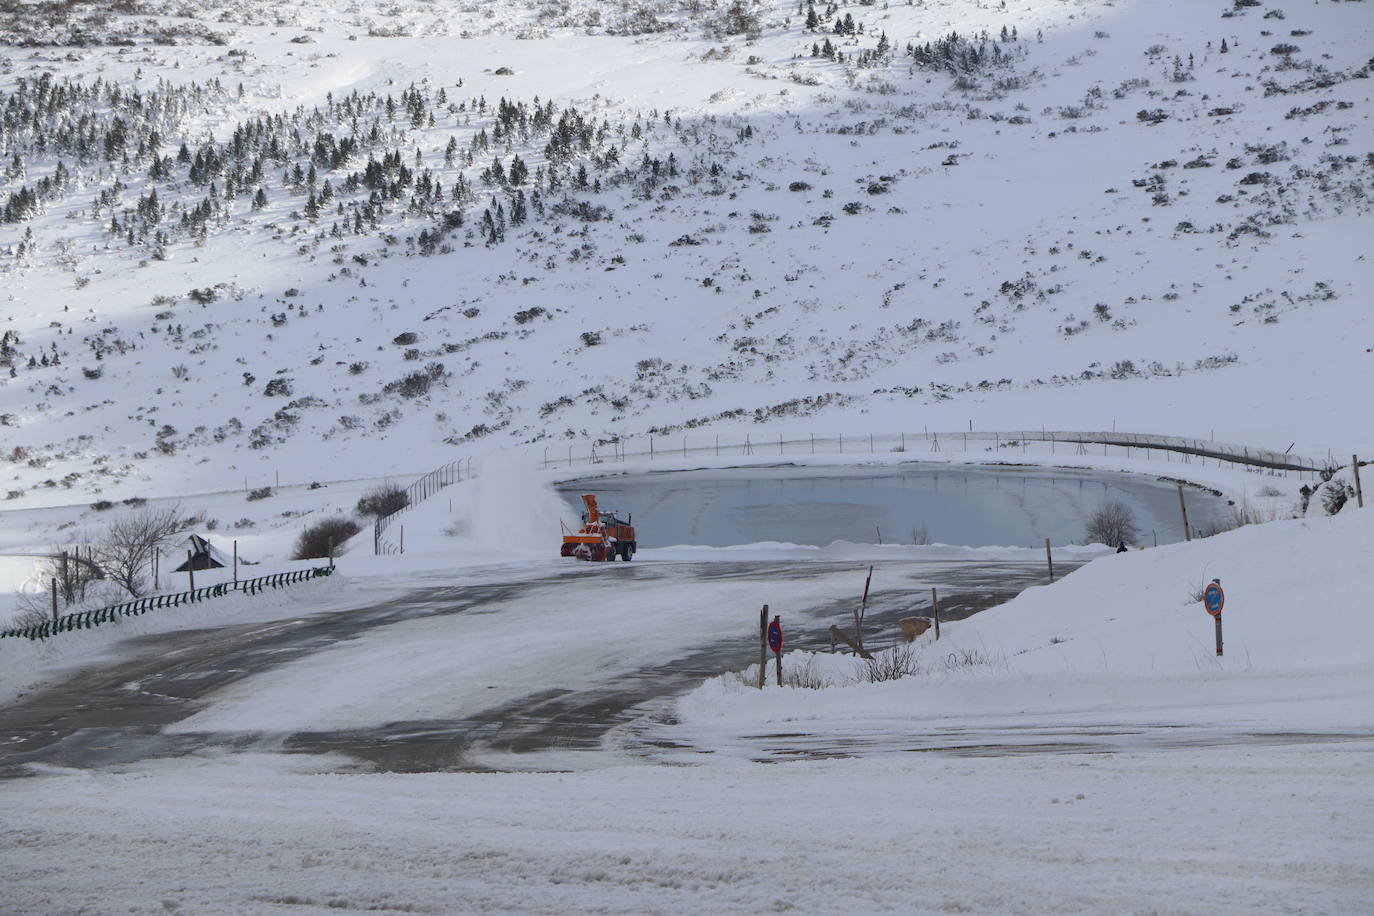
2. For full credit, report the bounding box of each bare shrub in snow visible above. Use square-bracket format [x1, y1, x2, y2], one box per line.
[263, 377, 293, 397]
[19, 545, 107, 613]
[292, 517, 361, 560]
[1321, 480, 1354, 516]
[863, 644, 921, 683]
[1084, 501, 1139, 546]
[707, 1, 762, 39]
[383, 363, 446, 399]
[942, 647, 1006, 672]
[356, 483, 409, 518]
[784, 655, 833, 689]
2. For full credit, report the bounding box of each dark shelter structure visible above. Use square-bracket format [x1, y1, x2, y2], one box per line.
[172, 534, 225, 571]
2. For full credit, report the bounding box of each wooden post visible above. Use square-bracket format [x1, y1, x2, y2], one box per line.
[1353, 455, 1364, 509]
[328, 539, 335, 569]
[50, 578, 58, 622]
[773, 615, 783, 687]
[1177, 484, 1192, 541]
[758, 604, 768, 689]
[931, 587, 940, 640]
[828, 625, 873, 659]
[187, 550, 195, 591]
[399, 525, 405, 554]
[1045, 537, 1054, 583]
[232, 540, 238, 583]
[1215, 613, 1224, 657]
[855, 566, 872, 654]
[153, 550, 159, 590]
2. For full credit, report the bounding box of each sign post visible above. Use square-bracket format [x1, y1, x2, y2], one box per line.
[768, 616, 783, 687]
[1203, 579, 1224, 656]
[758, 604, 768, 689]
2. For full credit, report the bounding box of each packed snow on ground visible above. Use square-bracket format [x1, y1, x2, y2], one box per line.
[1, 483, 1371, 914]
[3, 741, 1371, 916]
[671, 497, 1374, 754]
[1, 0, 1372, 910]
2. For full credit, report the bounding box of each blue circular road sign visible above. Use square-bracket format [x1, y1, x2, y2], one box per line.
[1203, 582, 1225, 617]
[767, 620, 783, 653]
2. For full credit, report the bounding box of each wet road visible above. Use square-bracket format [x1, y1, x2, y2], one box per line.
[0, 560, 1054, 777]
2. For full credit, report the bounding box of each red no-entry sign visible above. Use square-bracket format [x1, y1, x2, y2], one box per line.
[767, 619, 783, 654]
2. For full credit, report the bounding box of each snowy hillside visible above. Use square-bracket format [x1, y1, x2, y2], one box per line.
[0, 0, 1370, 511]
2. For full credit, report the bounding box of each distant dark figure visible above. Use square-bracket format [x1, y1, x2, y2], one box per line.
[1116, 541, 1128, 553]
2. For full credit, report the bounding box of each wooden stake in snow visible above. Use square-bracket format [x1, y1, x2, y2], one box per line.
[854, 566, 873, 654]
[931, 587, 940, 641]
[232, 540, 238, 584]
[1177, 484, 1192, 541]
[50, 578, 58, 622]
[1353, 455, 1364, 509]
[758, 604, 768, 689]
[187, 550, 195, 591]
[828, 624, 873, 659]
[1045, 537, 1054, 583]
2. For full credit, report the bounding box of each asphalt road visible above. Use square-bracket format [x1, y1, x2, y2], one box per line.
[0, 560, 1055, 777]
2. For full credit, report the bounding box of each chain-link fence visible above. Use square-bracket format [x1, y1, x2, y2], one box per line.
[541, 429, 1329, 478]
[374, 459, 468, 555]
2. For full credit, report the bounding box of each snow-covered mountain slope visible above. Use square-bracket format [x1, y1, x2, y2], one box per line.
[0, 0, 1370, 506]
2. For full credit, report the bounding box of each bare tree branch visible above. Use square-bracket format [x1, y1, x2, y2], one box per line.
[94, 503, 184, 598]
[1084, 501, 1140, 547]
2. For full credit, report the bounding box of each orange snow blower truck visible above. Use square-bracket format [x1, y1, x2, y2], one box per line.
[560, 493, 637, 561]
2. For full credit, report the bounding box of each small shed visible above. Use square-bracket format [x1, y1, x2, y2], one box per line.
[172, 534, 227, 572]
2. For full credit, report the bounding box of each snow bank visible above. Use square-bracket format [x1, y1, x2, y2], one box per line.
[678, 508, 1374, 736]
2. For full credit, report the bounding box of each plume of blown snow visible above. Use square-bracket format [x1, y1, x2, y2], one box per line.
[444, 452, 576, 555]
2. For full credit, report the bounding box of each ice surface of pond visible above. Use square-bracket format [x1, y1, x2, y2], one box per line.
[556, 464, 1233, 549]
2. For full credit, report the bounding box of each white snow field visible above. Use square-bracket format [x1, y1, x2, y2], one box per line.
[1, 502, 1371, 914]
[0, 0, 1370, 512]
[1, 0, 1372, 911]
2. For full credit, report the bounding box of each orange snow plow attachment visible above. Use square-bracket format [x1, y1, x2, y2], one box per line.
[561, 493, 637, 561]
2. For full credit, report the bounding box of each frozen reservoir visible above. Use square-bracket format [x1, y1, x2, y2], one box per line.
[556, 464, 1234, 549]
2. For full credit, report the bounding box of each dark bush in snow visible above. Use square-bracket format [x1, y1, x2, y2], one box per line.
[293, 517, 361, 560]
[356, 483, 409, 518]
